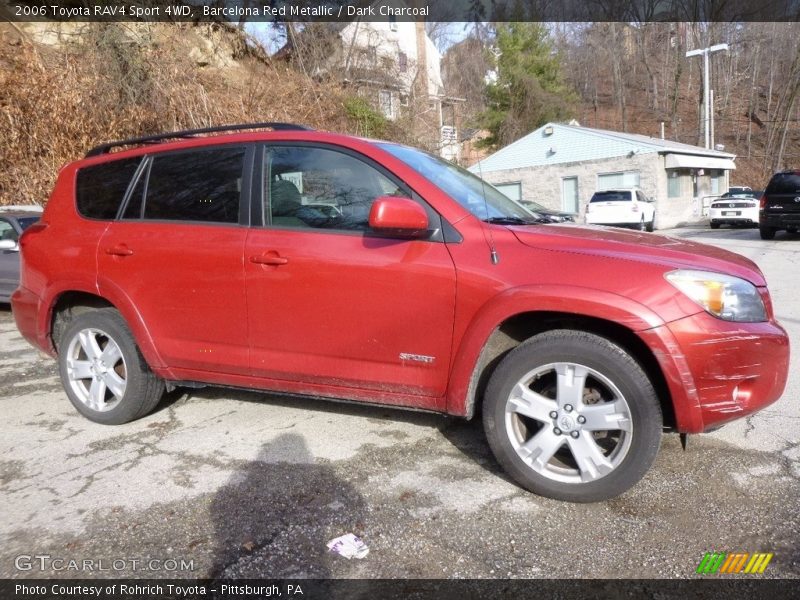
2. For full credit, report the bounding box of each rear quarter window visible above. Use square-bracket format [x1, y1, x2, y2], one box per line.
[143, 147, 245, 223]
[765, 173, 800, 194]
[76, 157, 142, 220]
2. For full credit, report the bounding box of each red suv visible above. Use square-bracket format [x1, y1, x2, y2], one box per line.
[11, 124, 790, 502]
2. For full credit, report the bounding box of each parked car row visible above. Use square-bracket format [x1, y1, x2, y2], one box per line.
[707, 174, 800, 240]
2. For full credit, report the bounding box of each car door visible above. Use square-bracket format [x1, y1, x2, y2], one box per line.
[97, 145, 252, 375]
[244, 144, 457, 402]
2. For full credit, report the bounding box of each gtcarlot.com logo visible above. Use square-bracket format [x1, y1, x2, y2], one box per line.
[15, 554, 195, 572]
[696, 552, 773, 574]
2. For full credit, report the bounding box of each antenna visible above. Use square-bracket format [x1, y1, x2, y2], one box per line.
[475, 158, 499, 265]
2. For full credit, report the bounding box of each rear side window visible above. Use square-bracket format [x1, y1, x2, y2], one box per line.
[143, 147, 245, 223]
[76, 157, 142, 220]
[590, 191, 631, 202]
[765, 173, 800, 194]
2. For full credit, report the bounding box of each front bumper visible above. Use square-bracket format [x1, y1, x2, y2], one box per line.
[639, 311, 789, 433]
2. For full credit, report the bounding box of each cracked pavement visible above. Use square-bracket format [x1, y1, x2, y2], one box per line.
[0, 226, 798, 579]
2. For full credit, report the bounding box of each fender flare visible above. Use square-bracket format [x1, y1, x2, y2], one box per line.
[43, 278, 167, 369]
[444, 284, 666, 417]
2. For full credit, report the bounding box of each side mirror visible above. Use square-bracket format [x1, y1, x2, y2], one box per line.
[368, 196, 429, 238]
[0, 239, 18, 252]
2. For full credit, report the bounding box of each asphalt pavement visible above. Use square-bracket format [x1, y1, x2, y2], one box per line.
[1, 226, 798, 579]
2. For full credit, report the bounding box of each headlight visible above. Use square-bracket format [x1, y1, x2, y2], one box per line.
[665, 270, 767, 322]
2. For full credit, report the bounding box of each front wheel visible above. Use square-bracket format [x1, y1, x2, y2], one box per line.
[58, 308, 165, 425]
[759, 225, 776, 240]
[482, 330, 662, 502]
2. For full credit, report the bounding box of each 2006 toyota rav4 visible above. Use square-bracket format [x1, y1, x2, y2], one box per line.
[12, 124, 789, 502]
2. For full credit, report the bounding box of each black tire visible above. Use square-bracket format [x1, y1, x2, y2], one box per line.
[57, 308, 165, 425]
[646, 217, 655, 232]
[482, 330, 662, 502]
[787, 227, 798, 234]
[710, 222, 720, 230]
[759, 225, 776, 240]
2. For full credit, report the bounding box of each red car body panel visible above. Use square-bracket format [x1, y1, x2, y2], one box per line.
[11, 129, 790, 435]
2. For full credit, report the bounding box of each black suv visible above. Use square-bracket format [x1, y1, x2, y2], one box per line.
[759, 170, 800, 239]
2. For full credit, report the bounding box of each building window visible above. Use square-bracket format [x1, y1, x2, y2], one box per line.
[667, 171, 683, 198]
[398, 52, 407, 72]
[494, 182, 522, 202]
[597, 171, 640, 190]
[710, 169, 724, 194]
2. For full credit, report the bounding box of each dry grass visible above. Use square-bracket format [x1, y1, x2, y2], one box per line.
[0, 23, 412, 206]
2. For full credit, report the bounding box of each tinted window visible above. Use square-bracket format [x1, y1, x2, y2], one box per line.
[265, 146, 409, 231]
[590, 191, 632, 202]
[76, 157, 142, 220]
[144, 148, 245, 223]
[16, 217, 39, 231]
[766, 173, 800, 194]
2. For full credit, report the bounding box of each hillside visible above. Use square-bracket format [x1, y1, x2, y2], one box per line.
[0, 21, 413, 206]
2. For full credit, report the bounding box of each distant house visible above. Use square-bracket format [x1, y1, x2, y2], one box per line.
[469, 122, 737, 229]
[275, 0, 461, 156]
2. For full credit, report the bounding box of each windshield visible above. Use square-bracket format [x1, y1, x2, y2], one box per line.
[377, 143, 536, 221]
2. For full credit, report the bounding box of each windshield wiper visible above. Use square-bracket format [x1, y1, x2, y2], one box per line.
[483, 216, 550, 225]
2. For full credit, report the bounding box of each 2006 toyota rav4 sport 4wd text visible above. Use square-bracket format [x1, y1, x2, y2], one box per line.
[12, 123, 790, 502]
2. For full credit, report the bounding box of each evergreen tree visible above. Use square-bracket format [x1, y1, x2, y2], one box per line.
[479, 23, 576, 149]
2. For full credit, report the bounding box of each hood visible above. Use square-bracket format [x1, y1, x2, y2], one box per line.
[509, 225, 767, 286]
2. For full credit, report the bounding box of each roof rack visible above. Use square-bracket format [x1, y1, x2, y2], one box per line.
[85, 122, 314, 157]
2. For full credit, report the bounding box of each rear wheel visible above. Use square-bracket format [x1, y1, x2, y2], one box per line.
[759, 225, 776, 240]
[710, 221, 720, 230]
[646, 216, 655, 232]
[483, 330, 662, 502]
[58, 308, 165, 424]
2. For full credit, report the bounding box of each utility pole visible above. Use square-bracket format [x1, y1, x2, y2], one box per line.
[686, 43, 728, 149]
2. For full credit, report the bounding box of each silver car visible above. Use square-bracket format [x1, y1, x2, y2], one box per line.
[0, 207, 43, 302]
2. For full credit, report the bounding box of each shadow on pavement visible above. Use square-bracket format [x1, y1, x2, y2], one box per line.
[209, 433, 367, 578]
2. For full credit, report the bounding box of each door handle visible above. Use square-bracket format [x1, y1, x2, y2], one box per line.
[250, 254, 288, 266]
[105, 244, 134, 257]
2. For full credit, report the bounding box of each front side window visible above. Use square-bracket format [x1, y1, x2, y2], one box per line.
[0, 219, 15, 243]
[76, 157, 142, 220]
[378, 143, 534, 222]
[264, 146, 409, 232]
[142, 147, 245, 223]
